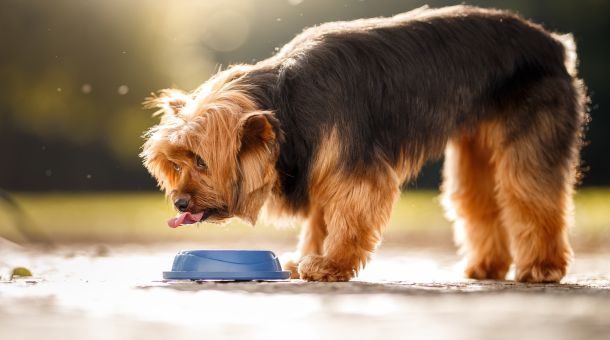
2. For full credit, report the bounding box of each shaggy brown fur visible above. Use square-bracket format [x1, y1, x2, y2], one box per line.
[141, 5, 588, 282]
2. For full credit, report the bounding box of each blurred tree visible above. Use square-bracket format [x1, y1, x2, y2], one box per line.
[0, 0, 608, 190]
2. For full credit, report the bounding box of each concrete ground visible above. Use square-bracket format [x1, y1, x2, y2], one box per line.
[1, 241, 609, 340]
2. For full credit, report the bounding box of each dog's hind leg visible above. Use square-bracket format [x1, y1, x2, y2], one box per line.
[442, 131, 512, 280]
[492, 77, 586, 283]
[494, 138, 574, 282]
[298, 168, 400, 282]
[493, 128, 576, 282]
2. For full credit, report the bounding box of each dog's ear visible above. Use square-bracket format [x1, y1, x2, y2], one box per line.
[238, 111, 278, 153]
[234, 111, 279, 224]
[144, 89, 190, 117]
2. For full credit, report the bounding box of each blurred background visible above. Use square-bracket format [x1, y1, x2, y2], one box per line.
[1, 0, 609, 247]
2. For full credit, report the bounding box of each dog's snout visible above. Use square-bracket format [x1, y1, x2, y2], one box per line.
[174, 198, 190, 212]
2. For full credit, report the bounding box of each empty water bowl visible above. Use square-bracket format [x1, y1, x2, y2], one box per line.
[163, 250, 292, 281]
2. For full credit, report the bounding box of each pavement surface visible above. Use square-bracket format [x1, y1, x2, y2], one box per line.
[1, 241, 609, 340]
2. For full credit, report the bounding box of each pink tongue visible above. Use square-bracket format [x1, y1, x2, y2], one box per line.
[167, 212, 205, 228]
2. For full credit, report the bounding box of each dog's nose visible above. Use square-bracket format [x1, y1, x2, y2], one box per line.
[174, 198, 190, 212]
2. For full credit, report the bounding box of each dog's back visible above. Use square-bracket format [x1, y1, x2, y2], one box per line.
[256, 5, 585, 204]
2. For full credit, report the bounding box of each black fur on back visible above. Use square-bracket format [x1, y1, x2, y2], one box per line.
[237, 5, 581, 214]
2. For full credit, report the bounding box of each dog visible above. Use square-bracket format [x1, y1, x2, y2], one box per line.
[141, 5, 588, 282]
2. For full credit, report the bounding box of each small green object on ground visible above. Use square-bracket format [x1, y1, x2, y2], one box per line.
[11, 267, 33, 279]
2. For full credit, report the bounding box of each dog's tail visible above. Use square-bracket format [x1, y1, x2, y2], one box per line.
[554, 33, 579, 77]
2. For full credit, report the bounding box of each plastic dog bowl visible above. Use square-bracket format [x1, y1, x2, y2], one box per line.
[163, 250, 291, 281]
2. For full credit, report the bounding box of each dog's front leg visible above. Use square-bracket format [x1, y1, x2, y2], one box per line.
[283, 207, 327, 278]
[298, 174, 399, 281]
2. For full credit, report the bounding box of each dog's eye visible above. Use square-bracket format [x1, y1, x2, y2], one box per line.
[172, 162, 181, 172]
[196, 155, 207, 170]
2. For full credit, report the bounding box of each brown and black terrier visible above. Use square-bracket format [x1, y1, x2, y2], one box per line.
[141, 5, 588, 282]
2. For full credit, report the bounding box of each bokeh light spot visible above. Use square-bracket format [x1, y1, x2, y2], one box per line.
[81, 83, 92, 94]
[202, 11, 250, 52]
[117, 85, 129, 95]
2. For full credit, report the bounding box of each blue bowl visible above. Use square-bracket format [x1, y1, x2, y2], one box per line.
[163, 250, 291, 281]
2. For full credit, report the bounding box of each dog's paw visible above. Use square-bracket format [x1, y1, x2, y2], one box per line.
[298, 255, 354, 282]
[465, 258, 511, 280]
[281, 259, 301, 279]
[516, 262, 566, 283]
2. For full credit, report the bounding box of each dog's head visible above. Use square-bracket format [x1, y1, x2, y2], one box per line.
[140, 66, 280, 227]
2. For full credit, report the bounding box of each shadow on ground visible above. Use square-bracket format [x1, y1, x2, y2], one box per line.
[143, 279, 610, 296]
